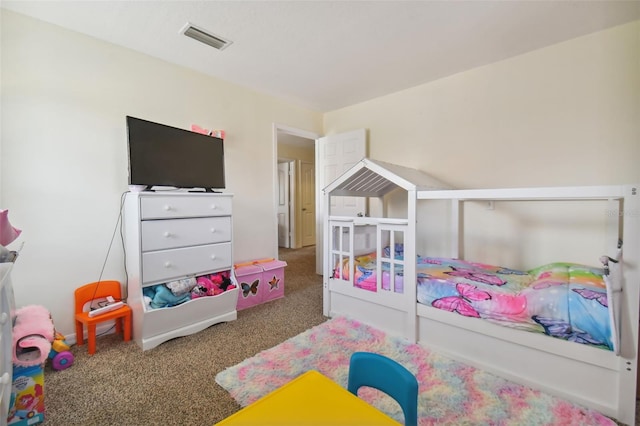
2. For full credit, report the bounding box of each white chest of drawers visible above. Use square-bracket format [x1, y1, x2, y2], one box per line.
[123, 191, 238, 351]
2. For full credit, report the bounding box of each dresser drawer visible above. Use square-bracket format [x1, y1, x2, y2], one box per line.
[142, 242, 232, 284]
[140, 195, 232, 219]
[142, 288, 238, 337]
[141, 217, 231, 252]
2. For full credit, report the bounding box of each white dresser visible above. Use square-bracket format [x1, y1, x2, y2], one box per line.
[0, 263, 15, 421]
[123, 191, 238, 351]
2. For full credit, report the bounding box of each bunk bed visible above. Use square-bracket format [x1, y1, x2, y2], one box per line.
[322, 158, 639, 425]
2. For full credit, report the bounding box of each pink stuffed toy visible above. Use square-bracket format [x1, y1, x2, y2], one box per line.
[191, 272, 236, 299]
[212, 271, 236, 291]
[191, 275, 222, 299]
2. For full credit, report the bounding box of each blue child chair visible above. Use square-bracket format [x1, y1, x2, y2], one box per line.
[348, 351, 419, 426]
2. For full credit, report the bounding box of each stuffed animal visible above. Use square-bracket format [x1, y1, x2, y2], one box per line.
[191, 272, 236, 299]
[194, 275, 223, 297]
[212, 272, 234, 291]
[190, 284, 208, 299]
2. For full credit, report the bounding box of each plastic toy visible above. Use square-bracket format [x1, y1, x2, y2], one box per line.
[48, 332, 74, 371]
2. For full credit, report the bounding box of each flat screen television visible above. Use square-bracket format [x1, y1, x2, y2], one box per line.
[126, 116, 225, 191]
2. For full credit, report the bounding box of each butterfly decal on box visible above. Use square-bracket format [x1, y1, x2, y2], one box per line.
[532, 315, 605, 346]
[432, 283, 491, 318]
[445, 267, 507, 286]
[572, 288, 608, 308]
[269, 275, 280, 290]
[241, 280, 259, 298]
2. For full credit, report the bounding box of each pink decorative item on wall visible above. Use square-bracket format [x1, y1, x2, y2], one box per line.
[0, 209, 21, 246]
[191, 124, 225, 139]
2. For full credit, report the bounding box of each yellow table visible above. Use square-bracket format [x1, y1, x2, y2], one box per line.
[216, 370, 400, 425]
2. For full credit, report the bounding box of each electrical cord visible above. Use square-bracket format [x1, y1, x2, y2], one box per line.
[88, 191, 128, 310]
[96, 324, 117, 338]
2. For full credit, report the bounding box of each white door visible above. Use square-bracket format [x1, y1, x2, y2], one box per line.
[277, 162, 290, 248]
[301, 161, 316, 246]
[315, 129, 367, 273]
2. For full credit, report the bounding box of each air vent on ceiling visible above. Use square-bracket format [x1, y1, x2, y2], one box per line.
[181, 23, 232, 50]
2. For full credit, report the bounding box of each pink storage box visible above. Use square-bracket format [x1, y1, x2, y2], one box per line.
[234, 263, 263, 311]
[257, 259, 286, 303]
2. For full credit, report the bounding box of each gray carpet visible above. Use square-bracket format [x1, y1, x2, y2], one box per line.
[43, 245, 326, 425]
[39, 245, 638, 425]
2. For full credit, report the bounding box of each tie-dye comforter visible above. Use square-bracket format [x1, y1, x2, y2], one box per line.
[333, 245, 613, 350]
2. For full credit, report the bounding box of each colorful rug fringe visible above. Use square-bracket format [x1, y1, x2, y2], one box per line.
[215, 316, 614, 425]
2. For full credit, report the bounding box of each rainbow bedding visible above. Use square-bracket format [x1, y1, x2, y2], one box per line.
[333, 245, 614, 351]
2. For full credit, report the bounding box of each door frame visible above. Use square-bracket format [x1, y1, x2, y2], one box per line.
[277, 159, 296, 248]
[272, 124, 320, 257]
[300, 160, 316, 247]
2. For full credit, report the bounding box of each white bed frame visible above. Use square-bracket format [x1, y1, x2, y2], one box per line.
[323, 158, 639, 425]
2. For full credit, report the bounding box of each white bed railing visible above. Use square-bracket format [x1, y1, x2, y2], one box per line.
[324, 160, 638, 425]
[325, 217, 416, 339]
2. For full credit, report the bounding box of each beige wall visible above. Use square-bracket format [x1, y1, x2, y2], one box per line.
[325, 20, 639, 189]
[325, 21, 639, 268]
[278, 143, 315, 163]
[0, 10, 322, 335]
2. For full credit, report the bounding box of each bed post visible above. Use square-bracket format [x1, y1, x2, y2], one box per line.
[451, 199, 464, 259]
[323, 188, 331, 317]
[618, 184, 640, 424]
[407, 189, 418, 342]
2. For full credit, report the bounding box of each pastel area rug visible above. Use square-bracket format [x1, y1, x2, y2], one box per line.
[215, 316, 614, 425]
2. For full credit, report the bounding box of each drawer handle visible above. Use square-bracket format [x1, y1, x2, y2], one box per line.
[210, 255, 217, 260]
[164, 261, 172, 268]
[210, 204, 217, 210]
[0, 372, 9, 385]
[163, 205, 172, 211]
[210, 228, 216, 233]
[0, 313, 7, 325]
[163, 232, 172, 238]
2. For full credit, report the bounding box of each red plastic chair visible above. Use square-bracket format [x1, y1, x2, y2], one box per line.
[74, 280, 132, 355]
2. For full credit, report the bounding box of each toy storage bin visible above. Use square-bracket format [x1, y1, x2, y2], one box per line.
[257, 259, 287, 303]
[234, 263, 263, 311]
[8, 364, 45, 425]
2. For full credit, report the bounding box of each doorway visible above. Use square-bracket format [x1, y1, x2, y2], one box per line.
[274, 125, 318, 260]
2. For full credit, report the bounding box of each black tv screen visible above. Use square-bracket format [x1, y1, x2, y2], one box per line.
[127, 116, 225, 190]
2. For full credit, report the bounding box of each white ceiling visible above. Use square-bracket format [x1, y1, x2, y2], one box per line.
[2, 1, 639, 112]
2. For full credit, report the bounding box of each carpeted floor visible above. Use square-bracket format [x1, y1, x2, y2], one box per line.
[42, 245, 326, 425]
[38, 244, 637, 425]
[215, 316, 615, 425]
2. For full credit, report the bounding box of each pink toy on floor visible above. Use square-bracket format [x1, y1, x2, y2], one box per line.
[12, 305, 54, 367]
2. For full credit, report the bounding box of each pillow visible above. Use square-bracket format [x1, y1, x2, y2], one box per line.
[0, 209, 21, 246]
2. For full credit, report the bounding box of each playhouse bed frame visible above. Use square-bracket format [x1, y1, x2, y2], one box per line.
[322, 158, 639, 425]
